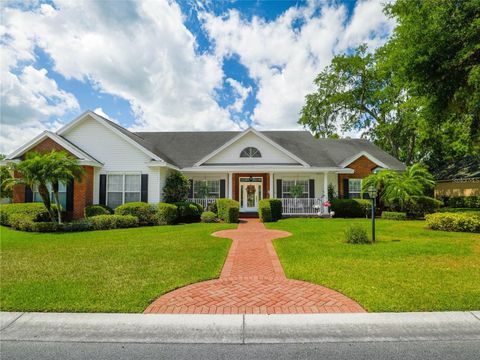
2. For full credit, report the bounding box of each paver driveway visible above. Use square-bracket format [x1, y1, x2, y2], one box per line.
[144, 219, 365, 314]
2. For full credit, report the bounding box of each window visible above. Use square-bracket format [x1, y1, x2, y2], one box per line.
[33, 182, 67, 208]
[240, 147, 261, 158]
[348, 179, 362, 199]
[192, 180, 220, 198]
[282, 179, 309, 198]
[107, 174, 141, 209]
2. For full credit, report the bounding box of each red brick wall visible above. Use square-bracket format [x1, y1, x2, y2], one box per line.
[338, 156, 378, 198]
[25, 137, 76, 157]
[12, 171, 25, 203]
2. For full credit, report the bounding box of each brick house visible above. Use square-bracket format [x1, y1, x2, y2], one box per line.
[5, 111, 405, 219]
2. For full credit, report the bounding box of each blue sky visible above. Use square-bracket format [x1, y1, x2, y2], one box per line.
[1, 0, 394, 153]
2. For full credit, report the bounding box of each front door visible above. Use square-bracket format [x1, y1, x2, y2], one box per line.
[239, 177, 262, 212]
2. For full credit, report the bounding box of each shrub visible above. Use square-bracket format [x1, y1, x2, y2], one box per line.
[8, 213, 59, 232]
[216, 198, 240, 223]
[163, 171, 189, 203]
[441, 196, 480, 208]
[207, 201, 218, 214]
[30, 222, 60, 233]
[174, 201, 203, 223]
[157, 203, 177, 225]
[407, 196, 442, 218]
[354, 199, 372, 217]
[60, 219, 93, 232]
[425, 212, 480, 233]
[84, 204, 113, 217]
[201, 211, 217, 223]
[330, 199, 364, 218]
[114, 202, 157, 226]
[0, 203, 50, 226]
[258, 199, 272, 222]
[269, 199, 283, 221]
[90, 214, 139, 230]
[344, 224, 371, 244]
[381, 211, 407, 220]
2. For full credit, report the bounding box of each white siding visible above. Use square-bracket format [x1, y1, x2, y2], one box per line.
[205, 132, 299, 165]
[63, 115, 163, 203]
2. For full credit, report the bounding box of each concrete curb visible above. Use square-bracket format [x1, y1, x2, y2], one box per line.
[1, 311, 479, 344]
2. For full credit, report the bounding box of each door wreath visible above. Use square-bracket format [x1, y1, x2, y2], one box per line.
[246, 185, 256, 194]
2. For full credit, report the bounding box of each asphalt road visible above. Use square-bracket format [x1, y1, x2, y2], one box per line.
[2, 340, 480, 360]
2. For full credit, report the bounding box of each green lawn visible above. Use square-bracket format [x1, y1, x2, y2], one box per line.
[0, 223, 235, 313]
[267, 218, 480, 312]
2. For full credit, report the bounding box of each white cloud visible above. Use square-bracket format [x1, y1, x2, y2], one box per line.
[202, 0, 395, 131]
[226, 78, 252, 113]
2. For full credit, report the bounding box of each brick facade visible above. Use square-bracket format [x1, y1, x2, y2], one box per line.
[232, 173, 270, 201]
[338, 155, 378, 198]
[12, 137, 94, 220]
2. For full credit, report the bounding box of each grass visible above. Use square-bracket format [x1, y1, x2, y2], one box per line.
[267, 218, 480, 312]
[0, 223, 235, 313]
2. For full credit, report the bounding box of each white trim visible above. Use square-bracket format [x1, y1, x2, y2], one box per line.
[6, 130, 102, 166]
[193, 128, 310, 167]
[57, 111, 167, 163]
[182, 166, 353, 173]
[339, 151, 390, 169]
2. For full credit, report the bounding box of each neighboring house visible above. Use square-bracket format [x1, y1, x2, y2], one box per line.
[5, 111, 405, 219]
[434, 156, 480, 198]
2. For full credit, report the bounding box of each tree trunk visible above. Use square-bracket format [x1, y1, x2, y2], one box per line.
[38, 183, 56, 222]
[51, 181, 62, 224]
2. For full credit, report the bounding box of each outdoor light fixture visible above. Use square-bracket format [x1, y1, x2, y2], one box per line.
[368, 185, 377, 243]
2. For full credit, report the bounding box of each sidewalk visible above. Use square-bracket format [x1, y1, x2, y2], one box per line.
[1, 311, 479, 344]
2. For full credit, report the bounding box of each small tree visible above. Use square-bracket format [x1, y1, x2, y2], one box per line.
[196, 181, 210, 198]
[0, 154, 13, 200]
[290, 184, 305, 199]
[163, 171, 189, 203]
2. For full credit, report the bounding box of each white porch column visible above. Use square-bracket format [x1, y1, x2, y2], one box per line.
[269, 172, 274, 198]
[228, 172, 233, 199]
[323, 172, 329, 213]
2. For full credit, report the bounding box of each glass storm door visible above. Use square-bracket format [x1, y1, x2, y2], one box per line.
[239, 178, 262, 212]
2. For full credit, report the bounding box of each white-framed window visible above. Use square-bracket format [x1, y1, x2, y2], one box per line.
[33, 182, 67, 208]
[240, 147, 261, 158]
[282, 179, 309, 198]
[348, 179, 362, 199]
[192, 179, 220, 198]
[107, 174, 141, 209]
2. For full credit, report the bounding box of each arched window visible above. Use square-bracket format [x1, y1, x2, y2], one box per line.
[240, 147, 262, 158]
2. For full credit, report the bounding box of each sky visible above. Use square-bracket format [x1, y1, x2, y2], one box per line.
[0, 0, 395, 154]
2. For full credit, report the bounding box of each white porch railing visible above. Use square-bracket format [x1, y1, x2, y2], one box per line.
[188, 198, 217, 210]
[281, 198, 328, 216]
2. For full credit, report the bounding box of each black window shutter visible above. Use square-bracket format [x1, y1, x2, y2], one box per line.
[220, 179, 226, 198]
[99, 174, 107, 205]
[343, 178, 349, 199]
[276, 179, 283, 198]
[141, 174, 148, 202]
[66, 179, 74, 211]
[25, 186, 33, 203]
[309, 179, 315, 198]
[188, 179, 193, 198]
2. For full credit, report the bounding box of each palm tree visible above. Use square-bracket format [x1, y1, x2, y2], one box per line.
[362, 163, 435, 211]
[42, 151, 85, 223]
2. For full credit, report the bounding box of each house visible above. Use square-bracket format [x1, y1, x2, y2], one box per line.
[434, 156, 480, 199]
[5, 111, 405, 219]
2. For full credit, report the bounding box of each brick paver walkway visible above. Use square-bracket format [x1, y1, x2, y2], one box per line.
[144, 219, 365, 314]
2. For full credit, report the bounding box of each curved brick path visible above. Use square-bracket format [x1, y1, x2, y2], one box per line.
[144, 219, 365, 314]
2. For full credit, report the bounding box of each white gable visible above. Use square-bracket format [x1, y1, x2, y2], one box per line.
[205, 131, 300, 165]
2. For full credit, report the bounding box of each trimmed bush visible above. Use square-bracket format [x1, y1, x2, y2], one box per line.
[441, 196, 480, 209]
[201, 211, 217, 223]
[8, 213, 59, 232]
[114, 202, 157, 226]
[258, 199, 272, 222]
[330, 199, 364, 218]
[84, 204, 113, 217]
[0, 203, 50, 226]
[269, 199, 283, 221]
[344, 224, 371, 244]
[216, 198, 240, 223]
[425, 212, 480, 233]
[174, 202, 203, 223]
[60, 219, 93, 232]
[354, 199, 372, 217]
[407, 196, 442, 218]
[90, 214, 139, 230]
[381, 211, 407, 220]
[157, 203, 177, 225]
[207, 202, 217, 214]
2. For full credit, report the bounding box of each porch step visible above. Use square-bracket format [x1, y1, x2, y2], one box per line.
[240, 212, 259, 218]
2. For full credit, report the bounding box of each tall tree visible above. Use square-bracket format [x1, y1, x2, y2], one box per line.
[0, 154, 13, 200]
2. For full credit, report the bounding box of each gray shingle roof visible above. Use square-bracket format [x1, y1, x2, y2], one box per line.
[132, 130, 405, 170]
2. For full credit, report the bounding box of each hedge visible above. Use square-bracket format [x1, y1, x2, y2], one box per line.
[425, 212, 480, 233]
[407, 196, 442, 218]
[330, 199, 365, 218]
[89, 214, 139, 230]
[440, 196, 480, 209]
[201, 211, 217, 223]
[258, 199, 282, 222]
[216, 198, 239, 223]
[84, 204, 113, 217]
[0, 203, 51, 226]
[114, 202, 157, 226]
[381, 211, 407, 220]
[174, 201, 203, 223]
[156, 203, 178, 225]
